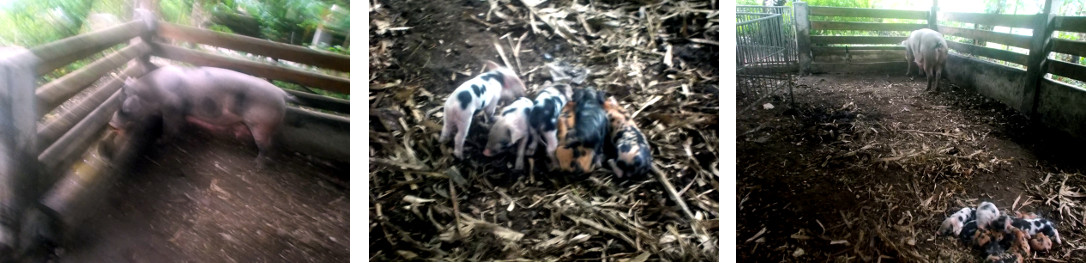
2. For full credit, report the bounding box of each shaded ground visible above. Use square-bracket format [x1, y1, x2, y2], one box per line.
[58, 129, 349, 262]
[737, 73, 1086, 261]
[370, 0, 718, 261]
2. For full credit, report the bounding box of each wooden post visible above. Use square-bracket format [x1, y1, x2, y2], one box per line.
[0, 47, 40, 253]
[794, 2, 812, 75]
[929, 0, 939, 30]
[1022, 0, 1060, 117]
[132, 8, 158, 73]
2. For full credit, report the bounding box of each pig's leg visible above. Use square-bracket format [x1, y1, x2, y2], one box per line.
[526, 128, 539, 155]
[439, 115, 453, 143]
[161, 105, 185, 140]
[453, 115, 471, 159]
[514, 135, 527, 171]
[249, 123, 276, 168]
[545, 131, 559, 168]
[607, 159, 624, 178]
[904, 46, 915, 78]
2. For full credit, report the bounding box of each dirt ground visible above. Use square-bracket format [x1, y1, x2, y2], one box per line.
[56, 129, 349, 262]
[737, 73, 1086, 261]
[370, 0, 718, 261]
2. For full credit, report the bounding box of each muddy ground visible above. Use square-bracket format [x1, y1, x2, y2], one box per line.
[370, 0, 719, 261]
[737, 73, 1086, 262]
[57, 128, 349, 262]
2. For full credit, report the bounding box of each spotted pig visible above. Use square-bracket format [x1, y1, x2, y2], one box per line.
[109, 66, 293, 166]
[554, 88, 608, 173]
[527, 83, 571, 167]
[439, 61, 527, 158]
[600, 96, 652, 178]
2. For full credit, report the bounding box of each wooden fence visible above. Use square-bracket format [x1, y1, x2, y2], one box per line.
[792, 0, 1086, 146]
[0, 9, 348, 255]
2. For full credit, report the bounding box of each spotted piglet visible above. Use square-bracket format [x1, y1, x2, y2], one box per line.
[440, 61, 527, 158]
[1010, 217, 1061, 245]
[527, 83, 571, 167]
[483, 98, 534, 170]
[939, 207, 976, 236]
[554, 88, 608, 173]
[600, 96, 652, 178]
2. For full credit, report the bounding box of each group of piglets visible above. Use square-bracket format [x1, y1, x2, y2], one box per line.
[439, 61, 652, 178]
[939, 201, 1060, 262]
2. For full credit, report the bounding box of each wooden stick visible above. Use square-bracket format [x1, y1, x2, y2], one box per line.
[493, 40, 515, 74]
[449, 178, 462, 240]
[652, 165, 696, 221]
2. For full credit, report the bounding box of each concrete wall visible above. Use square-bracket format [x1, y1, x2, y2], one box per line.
[942, 54, 1027, 112]
[280, 107, 349, 163]
[1036, 79, 1086, 138]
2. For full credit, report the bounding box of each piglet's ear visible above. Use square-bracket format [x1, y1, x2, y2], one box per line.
[484, 60, 502, 71]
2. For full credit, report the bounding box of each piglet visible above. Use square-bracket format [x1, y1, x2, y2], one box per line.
[1009, 217, 1061, 245]
[939, 207, 976, 236]
[600, 96, 652, 178]
[527, 84, 571, 167]
[901, 28, 949, 91]
[976, 201, 1000, 230]
[483, 98, 534, 170]
[439, 61, 527, 158]
[1029, 233, 1053, 251]
[554, 88, 608, 173]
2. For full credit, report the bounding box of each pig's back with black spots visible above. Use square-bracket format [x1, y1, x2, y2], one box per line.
[569, 101, 608, 149]
[530, 87, 567, 132]
[613, 125, 652, 177]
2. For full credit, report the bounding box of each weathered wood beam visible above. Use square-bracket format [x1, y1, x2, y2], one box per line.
[35, 42, 150, 118]
[30, 20, 147, 76]
[158, 22, 349, 72]
[38, 65, 145, 148]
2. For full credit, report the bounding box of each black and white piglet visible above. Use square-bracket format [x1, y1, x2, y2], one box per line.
[527, 83, 570, 168]
[939, 207, 976, 236]
[440, 61, 527, 158]
[976, 201, 1000, 230]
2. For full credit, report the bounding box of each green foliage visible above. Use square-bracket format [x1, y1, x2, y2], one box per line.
[0, 0, 95, 46]
[159, 0, 193, 24]
[272, 80, 348, 100]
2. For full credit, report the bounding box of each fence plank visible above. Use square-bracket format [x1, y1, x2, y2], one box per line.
[941, 12, 1037, 29]
[35, 42, 150, 118]
[1054, 16, 1086, 33]
[1048, 59, 1086, 83]
[283, 89, 349, 114]
[153, 42, 350, 94]
[812, 46, 906, 52]
[158, 22, 349, 72]
[809, 6, 928, 20]
[810, 36, 908, 45]
[946, 41, 1029, 65]
[37, 89, 121, 169]
[811, 21, 927, 31]
[937, 25, 1032, 49]
[37, 65, 144, 148]
[30, 20, 147, 75]
[810, 61, 907, 73]
[1051, 38, 1086, 57]
[795, 2, 812, 74]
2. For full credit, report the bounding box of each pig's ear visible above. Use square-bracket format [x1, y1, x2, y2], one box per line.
[484, 60, 502, 71]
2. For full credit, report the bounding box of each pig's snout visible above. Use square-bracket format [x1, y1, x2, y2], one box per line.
[483, 148, 493, 157]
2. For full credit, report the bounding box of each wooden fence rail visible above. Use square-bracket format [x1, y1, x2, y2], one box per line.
[157, 22, 349, 73]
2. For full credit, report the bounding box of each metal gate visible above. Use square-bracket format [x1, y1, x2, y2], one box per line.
[737, 5, 797, 103]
